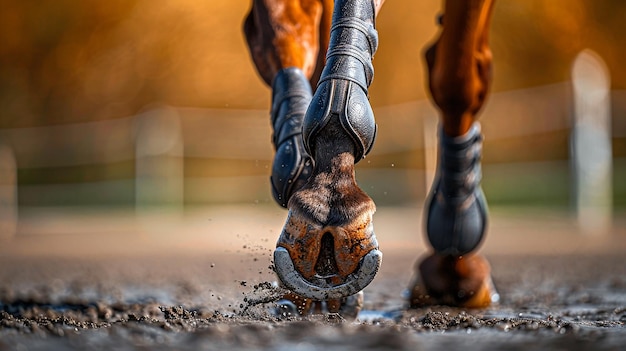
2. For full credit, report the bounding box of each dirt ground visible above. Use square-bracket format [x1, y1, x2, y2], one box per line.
[1, 205, 625, 350]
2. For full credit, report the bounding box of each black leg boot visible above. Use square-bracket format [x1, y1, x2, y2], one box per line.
[270, 68, 314, 208]
[426, 122, 488, 255]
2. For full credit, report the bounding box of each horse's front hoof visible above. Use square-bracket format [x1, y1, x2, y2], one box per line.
[274, 247, 381, 301]
[273, 196, 381, 301]
[408, 252, 499, 308]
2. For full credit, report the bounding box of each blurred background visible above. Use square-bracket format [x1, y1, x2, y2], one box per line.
[0, 0, 625, 246]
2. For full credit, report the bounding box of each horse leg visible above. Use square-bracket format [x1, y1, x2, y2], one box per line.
[244, 0, 384, 316]
[409, 0, 499, 308]
[271, 0, 386, 316]
[244, 0, 328, 208]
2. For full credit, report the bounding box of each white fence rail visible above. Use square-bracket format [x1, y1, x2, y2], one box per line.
[0, 50, 624, 239]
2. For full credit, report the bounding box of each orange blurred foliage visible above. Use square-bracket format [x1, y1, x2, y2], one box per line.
[0, 0, 625, 128]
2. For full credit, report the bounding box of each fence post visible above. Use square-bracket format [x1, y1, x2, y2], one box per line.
[0, 145, 17, 240]
[422, 112, 438, 199]
[134, 106, 184, 221]
[571, 49, 613, 235]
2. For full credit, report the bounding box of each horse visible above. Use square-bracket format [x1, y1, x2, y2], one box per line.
[243, 0, 499, 316]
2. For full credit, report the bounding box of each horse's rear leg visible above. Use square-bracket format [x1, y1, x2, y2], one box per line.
[409, 0, 499, 308]
[244, 0, 328, 207]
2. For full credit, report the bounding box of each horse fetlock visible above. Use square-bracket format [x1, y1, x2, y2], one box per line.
[270, 68, 315, 207]
[303, 79, 377, 161]
[425, 122, 488, 256]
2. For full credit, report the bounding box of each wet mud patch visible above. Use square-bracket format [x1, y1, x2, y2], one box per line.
[1, 252, 625, 350]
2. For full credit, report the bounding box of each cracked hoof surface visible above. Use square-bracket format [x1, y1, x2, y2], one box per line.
[273, 200, 381, 301]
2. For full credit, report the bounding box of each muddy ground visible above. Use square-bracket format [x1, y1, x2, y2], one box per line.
[1, 206, 625, 350]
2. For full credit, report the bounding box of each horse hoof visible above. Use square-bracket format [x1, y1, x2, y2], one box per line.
[273, 193, 381, 301]
[274, 246, 381, 301]
[274, 291, 364, 319]
[408, 252, 499, 308]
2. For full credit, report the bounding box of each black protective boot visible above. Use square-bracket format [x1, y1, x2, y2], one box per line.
[273, 0, 381, 303]
[270, 67, 314, 208]
[303, 0, 378, 162]
[425, 122, 488, 255]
